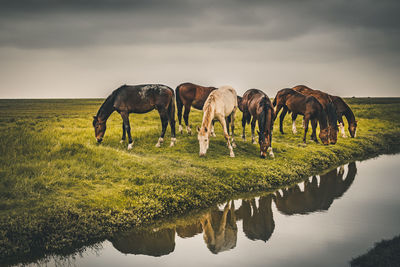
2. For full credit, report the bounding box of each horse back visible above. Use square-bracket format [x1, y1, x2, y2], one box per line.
[113, 84, 173, 113]
[177, 82, 216, 110]
[212, 86, 238, 116]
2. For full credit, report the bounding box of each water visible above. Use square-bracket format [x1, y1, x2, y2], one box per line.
[24, 154, 400, 266]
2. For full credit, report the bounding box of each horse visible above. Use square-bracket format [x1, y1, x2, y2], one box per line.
[273, 88, 329, 145]
[329, 95, 357, 138]
[240, 89, 275, 158]
[92, 84, 176, 149]
[291, 85, 338, 144]
[197, 86, 238, 157]
[175, 82, 217, 135]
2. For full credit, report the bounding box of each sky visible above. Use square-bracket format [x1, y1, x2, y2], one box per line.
[0, 0, 399, 98]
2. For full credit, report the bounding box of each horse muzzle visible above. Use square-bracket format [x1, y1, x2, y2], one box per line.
[96, 138, 103, 144]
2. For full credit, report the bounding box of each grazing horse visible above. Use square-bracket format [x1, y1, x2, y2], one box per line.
[240, 89, 275, 158]
[197, 86, 238, 157]
[273, 88, 329, 145]
[329, 95, 357, 138]
[292, 85, 338, 144]
[176, 82, 217, 135]
[93, 84, 176, 149]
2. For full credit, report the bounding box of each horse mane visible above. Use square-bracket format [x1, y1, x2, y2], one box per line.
[95, 86, 122, 121]
[259, 96, 273, 134]
[326, 102, 339, 130]
[202, 94, 216, 130]
[336, 96, 356, 124]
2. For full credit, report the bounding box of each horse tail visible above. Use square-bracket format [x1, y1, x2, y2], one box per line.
[175, 84, 183, 126]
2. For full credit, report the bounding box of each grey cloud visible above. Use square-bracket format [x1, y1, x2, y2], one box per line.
[0, 0, 399, 49]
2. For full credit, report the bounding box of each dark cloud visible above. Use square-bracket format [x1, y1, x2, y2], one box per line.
[0, 0, 399, 49]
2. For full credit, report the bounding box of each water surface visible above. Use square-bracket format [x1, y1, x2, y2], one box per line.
[24, 154, 400, 266]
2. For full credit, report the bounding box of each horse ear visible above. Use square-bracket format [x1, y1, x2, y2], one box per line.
[196, 126, 200, 133]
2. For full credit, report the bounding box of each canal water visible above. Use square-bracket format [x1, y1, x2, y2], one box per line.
[25, 154, 400, 267]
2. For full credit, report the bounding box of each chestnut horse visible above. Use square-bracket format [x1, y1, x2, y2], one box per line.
[197, 86, 238, 157]
[93, 84, 176, 149]
[273, 88, 329, 144]
[329, 95, 357, 138]
[176, 82, 217, 135]
[291, 85, 338, 144]
[240, 89, 275, 158]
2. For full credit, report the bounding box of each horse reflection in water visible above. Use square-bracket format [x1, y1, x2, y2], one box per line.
[109, 162, 356, 257]
[274, 162, 357, 214]
[201, 201, 238, 254]
[236, 195, 275, 242]
[110, 227, 175, 257]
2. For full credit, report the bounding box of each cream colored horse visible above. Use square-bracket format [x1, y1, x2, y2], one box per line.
[197, 86, 238, 157]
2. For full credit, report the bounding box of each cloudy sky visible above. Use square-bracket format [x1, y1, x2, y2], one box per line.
[0, 0, 399, 98]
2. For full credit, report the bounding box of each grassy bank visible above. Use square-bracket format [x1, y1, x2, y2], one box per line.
[1, 97, 400, 264]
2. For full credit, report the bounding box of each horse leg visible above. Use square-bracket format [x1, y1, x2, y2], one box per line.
[217, 114, 234, 157]
[120, 121, 126, 143]
[183, 104, 192, 135]
[177, 97, 184, 134]
[303, 116, 310, 144]
[226, 115, 230, 136]
[279, 106, 288, 134]
[338, 116, 347, 138]
[241, 112, 248, 141]
[121, 112, 133, 149]
[251, 117, 257, 144]
[167, 102, 176, 147]
[211, 120, 216, 137]
[156, 108, 168, 147]
[292, 113, 298, 134]
[311, 119, 319, 143]
[230, 108, 236, 148]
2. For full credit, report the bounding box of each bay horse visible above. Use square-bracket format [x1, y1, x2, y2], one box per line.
[273, 88, 329, 145]
[176, 82, 217, 135]
[240, 89, 275, 158]
[291, 85, 338, 144]
[197, 86, 238, 157]
[93, 84, 176, 149]
[329, 95, 357, 138]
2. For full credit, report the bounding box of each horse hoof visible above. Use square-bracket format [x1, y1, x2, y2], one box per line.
[252, 141, 257, 145]
[270, 152, 275, 158]
[120, 139, 125, 144]
[127, 143, 133, 150]
[211, 133, 216, 137]
[230, 152, 235, 157]
[232, 142, 237, 148]
[169, 138, 176, 147]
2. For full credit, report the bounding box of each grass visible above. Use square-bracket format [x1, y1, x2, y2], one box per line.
[351, 235, 400, 267]
[0, 97, 400, 264]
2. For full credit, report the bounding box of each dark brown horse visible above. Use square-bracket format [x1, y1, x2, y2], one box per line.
[329, 95, 357, 138]
[292, 85, 338, 144]
[175, 82, 217, 135]
[273, 88, 329, 145]
[241, 89, 275, 158]
[93, 84, 176, 149]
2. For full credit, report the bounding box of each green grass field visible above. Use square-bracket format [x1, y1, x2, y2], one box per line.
[1, 97, 400, 263]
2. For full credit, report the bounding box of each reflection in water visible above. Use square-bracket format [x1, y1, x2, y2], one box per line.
[111, 228, 175, 257]
[236, 195, 275, 242]
[201, 201, 237, 254]
[109, 162, 357, 257]
[275, 162, 357, 215]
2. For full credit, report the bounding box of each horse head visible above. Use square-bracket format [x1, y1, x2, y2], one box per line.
[349, 120, 357, 138]
[319, 128, 330, 145]
[197, 126, 210, 156]
[93, 115, 107, 143]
